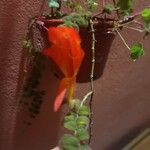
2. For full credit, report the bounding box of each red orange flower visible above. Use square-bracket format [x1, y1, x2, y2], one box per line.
[42, 26, 84, 111]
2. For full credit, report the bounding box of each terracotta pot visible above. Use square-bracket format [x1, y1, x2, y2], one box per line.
[39, 18, 116, 83]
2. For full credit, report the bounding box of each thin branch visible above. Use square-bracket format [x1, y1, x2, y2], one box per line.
[90, 20, 96, 92]
[80, 91, 93, 107]
[88, 19, 96, 144]
[116, 29, 130, 50]
[133, 20, 144, 28]
[74, 91, 93, 135]
[113, 0, 116, 5]
[124, 5, 150, 21]
[112, 0, 120, 19]
[123, 25, 144, 33]
[74, 18, 96, 144]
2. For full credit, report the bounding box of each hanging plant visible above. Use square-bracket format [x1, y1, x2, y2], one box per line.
[20, 0, 150, 149]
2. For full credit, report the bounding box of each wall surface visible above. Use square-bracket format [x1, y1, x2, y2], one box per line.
[0, 0, 150, 150]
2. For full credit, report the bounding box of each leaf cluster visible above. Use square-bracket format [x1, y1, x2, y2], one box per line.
[117, 0, 133, 16]
[103, 0, 133, 16]
[129, 43, 144, 61]
[48, 0, 98, 28]
[59, 99, 90, 150]
[142, 8, 150, 36]
[48, 0, 59, 8]
[62, 13, 91, 28]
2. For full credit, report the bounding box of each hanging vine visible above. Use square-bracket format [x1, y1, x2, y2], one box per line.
[20, 0, 150, 149]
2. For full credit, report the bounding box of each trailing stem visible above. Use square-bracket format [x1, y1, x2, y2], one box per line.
[115, 29, 130, 50]
[88, 19, 96, 144]
[123, 25, 144, 33]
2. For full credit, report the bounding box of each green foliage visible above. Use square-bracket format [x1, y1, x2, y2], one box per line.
[117, 0, 133, 15]
[48, 0, 59, 8]
[77, 116, 89, 126]
[142, 8, 150, 23]
[70, 99, 82, 110]
[24, 0, 149, 147]
[142, 8, 150, 35]
[103, 4, 115, 14]
[60, 99, 90, 149]
[64, 115, 76, 131]
[60, 134, 90, 150]
[129, 43, 145, 60]
[87, 0, 98, 12]
[60, 134, 80, 150]
[79, 105, 90, 116]
[65, 0, 98, 12]
[80, 145, 90, 150]
[23, 39, 33, 54]
[144, 23, 150, 34]
[61, 0, 98, 28]
[76, 128, 89, 141]
[62, 13, 91, 28]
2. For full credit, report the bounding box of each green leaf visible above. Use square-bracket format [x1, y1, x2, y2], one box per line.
[79, 105, 90, 116]
[144, 23, 150, 33]
[23, 40, 32, 49]
[142, 9, 150, 36]
[142, 8, 150, 23]
[61, 21, 79, 29]
[64, 114, 76, 122]
[64, 115, 77, 131]
[117, 0, 132, 10]
[77, 116, 89, 126]
[129, 43, 145, 60]
[76, 128, 89, 141]
[62, 13, 90, 28]
[143, 23, 150, 38]
[117, 0, 133, 15]
[103, 4, 115, 14]
[53, 11, 64, 18]
[69, 99, 81, 111]
[73, 99, 82, 110]
[48, 0, 59, 8]
[87, 0, 98, 12]
[23, 40, 34, 54]
[59, 134, 80, 150]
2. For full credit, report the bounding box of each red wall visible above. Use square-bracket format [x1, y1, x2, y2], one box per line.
[0, 0, 150, 150]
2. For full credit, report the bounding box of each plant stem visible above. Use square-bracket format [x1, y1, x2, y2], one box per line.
[113, 0, 116, 5]
[90, 20, 96, 91]
[88, 19, 96, 144]
[120, 7, 148, 24]
[80, 91, 93, 108]
[123, 25, 144, 33]
[112, 0, 120, 19]
[133, 20, 144, 28]
[74, 91, 93, 135]
[116, 29, 130, 50]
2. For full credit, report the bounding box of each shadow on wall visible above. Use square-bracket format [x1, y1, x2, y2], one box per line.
[77, 25, 115, 83]
[14, 20, 115, 150]
[14, 24, 63, 150]
[14, 58, 63, 150]
[106, 120, 150, 150]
